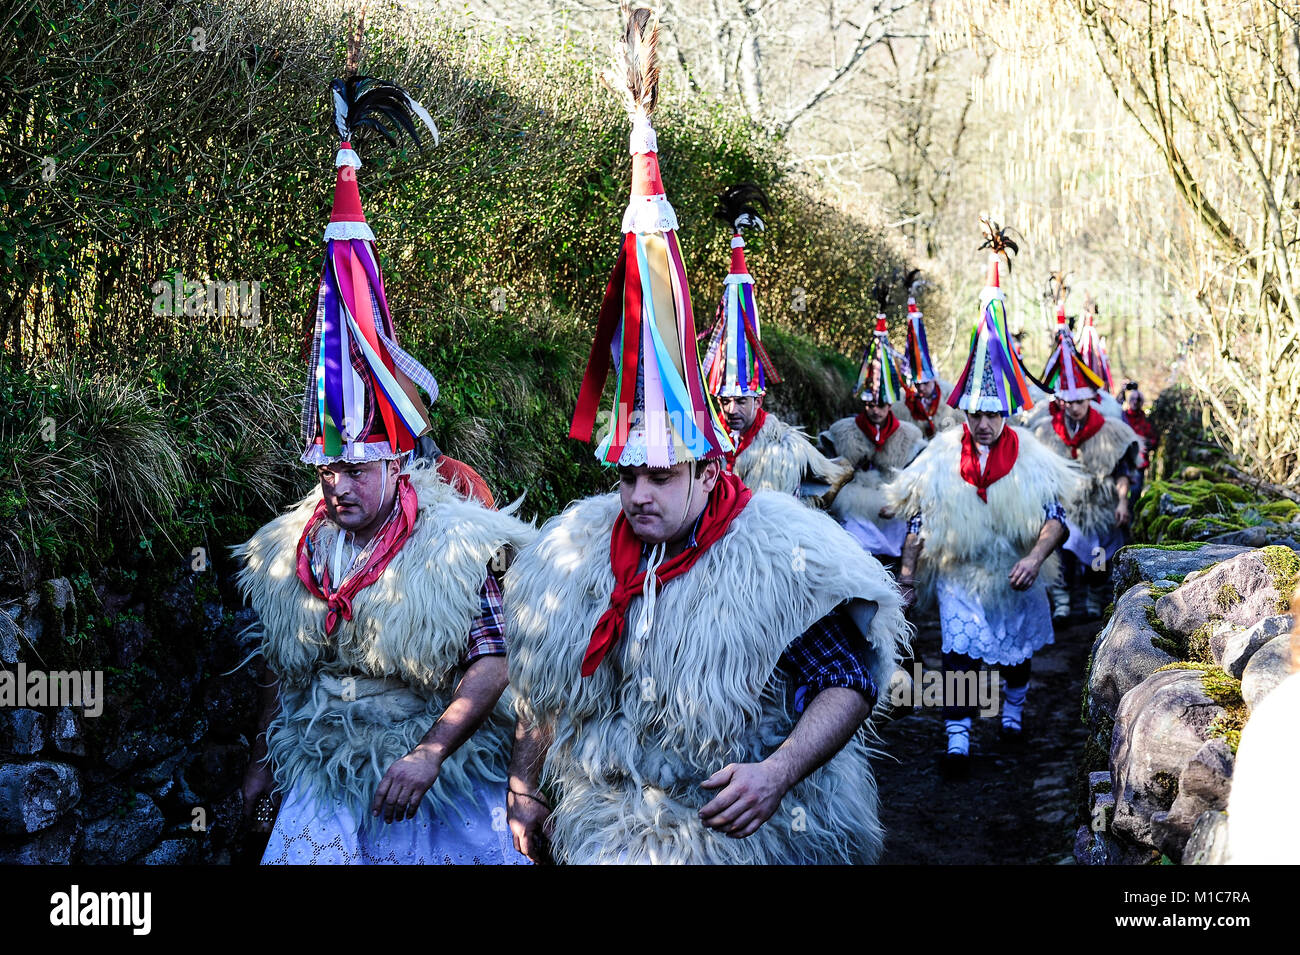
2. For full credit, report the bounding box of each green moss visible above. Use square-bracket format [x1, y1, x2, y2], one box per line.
[1094, 778, 1113, 795]
[1214, 582, 1243, 612]
[1148, 583, 1178, 599]
[1259, 544, 1300, 612]
[1209, 706, 1247, 754]
[1187, 622, 1219, 664]
[1146, 605, 1187, 658]
[1137, 542, 1209, 552]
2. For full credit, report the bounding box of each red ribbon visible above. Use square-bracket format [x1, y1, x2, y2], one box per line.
[295, 474, 419, 636]
[905, 387, 943, 438]
[855, 409, 900, 448]
[1050, 401, 1104, 459]
[581, 472, 753, 677]
[724, 407, 767, 474]
[960, 423, 1019, 502]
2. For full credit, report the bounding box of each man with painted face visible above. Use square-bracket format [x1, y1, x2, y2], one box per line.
[235, 76, 534, 864]
[700, 184, 850, 501]
[1029, 306, 1142, 620]
[889, 240, 1079, 771]
[820, 316, 927, 558]
[502, 15, 907, 864]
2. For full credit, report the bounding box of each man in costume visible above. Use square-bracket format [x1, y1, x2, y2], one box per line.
[890, 223, 1078, 770]
[236, 77, 534, 864]
[700, 184, 850, 500]
[820, 311, 927, 558]
[501, 7, 907, 865]
[1119, 380, 1159, 496]
[893, 280, 962, 438]
[1029, 305, 1142, 621]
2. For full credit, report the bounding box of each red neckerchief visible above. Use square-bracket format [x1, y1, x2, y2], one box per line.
[581, 471, 752, 677]
[724, 407, 768, 474]
[960, 423, 1019, 502]
[855, 409, 900, 447]
[295, 474, 419, 636]
[1051, 401, 1104, 459]
[905, 387, 943, 438]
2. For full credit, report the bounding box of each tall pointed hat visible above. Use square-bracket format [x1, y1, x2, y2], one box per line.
[854, 280, 907, 404]
[902, 269, 938, 385]
[569, 7, 731, 467]
[700, 184, 782, 398]
[1076, 297, 1114, 391]
[1041, 300, 1105, 401]
[300, 76, 442, 465]
[948, 218, 1038, 414]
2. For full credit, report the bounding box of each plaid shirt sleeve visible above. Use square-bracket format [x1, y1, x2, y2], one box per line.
[1043, 499, 1067, 525]
[463, 572, 507, 664]
[778, 604, 878, 713]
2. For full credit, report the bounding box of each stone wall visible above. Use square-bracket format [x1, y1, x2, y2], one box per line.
[1076, 537, 1299, 864]
[0, 559, 261, 864]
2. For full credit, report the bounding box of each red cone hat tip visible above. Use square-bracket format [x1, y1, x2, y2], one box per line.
[729, 244, 748, 274]
[985, 254, 1000, 288]
[631, 151, 665, 198]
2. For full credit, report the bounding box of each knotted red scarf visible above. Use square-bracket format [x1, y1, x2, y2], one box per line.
[855, 409, 900, 447]
[581, 471, 752, 677]
[1050, 401, 1104, 459]
[960, 423, 1019, 502]
[905, 388, 942, 438]
[295, 474, 419, 636]
[724, 407, 767, 474]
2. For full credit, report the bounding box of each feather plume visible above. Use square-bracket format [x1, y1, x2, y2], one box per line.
[715, 183, 771, 232]
[977, 215, 1021, 273]
[1045, 270, 1069, 306]
[872, 276, 891, 313]
[904, 268, 923, 296]
[601, 4, 661, 117]
[331, 76, 439, 150]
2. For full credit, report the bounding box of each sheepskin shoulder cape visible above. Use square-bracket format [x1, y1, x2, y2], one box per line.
[504, 490, 908, 865]
[736, 411, 852, 497]
[232, 463, 537, 823]
[887, 426, 1083, 613]
[1029, 414, 1141, 536]
[891, 380, 963, 435]
[821, 415, 926, 475]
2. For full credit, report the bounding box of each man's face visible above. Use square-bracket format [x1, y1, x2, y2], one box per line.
[863, 400, 892, 427]
[718, 394, 761, 434]
[317, 459, 399, 535]
[1064, 397, 1093, 423]
[917, 380, 937, 400]
[1124, 390, 1143, 412]
[965, 410, 1006, 446]
[618, 460, 720, 545]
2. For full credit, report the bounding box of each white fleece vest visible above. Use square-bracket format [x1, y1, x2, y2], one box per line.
[233, 464, 536, 823]
[887, 426, 1083, 613]
[1028, 414, 1141, 537]
[735, 412, 851, 497]
[505, 490, 908, 864]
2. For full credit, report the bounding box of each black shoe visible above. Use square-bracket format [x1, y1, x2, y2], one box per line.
[940, 750, 970, 779]
[999, 721, 1025, 747]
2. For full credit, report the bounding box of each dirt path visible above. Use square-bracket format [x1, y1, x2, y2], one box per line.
[875, 612, 1100, 865]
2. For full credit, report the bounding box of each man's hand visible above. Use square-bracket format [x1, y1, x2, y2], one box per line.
[1008, 555, 1043, 591]
[241, 758, 278, 834]
[1115, 498, 1131, 528]
[699, 761, 791, 839]
[507, 790, 553, 864]
[878, 505, 896, 519]
[372, 745, 442, 824]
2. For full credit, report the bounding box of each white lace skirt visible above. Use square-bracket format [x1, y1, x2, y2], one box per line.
[936, 575, 1054, 667]
[262, 779, 530, 865]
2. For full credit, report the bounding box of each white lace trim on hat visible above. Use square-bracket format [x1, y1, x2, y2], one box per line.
[622, 195, 680, 234]
[723, 273, 754, 285]
[956, 394, 1008, 414]
[335, 148, 362, 169]
[629, 114, 659, 155]
[301, 441, 405, 466]
[324, 220, 376, 242]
